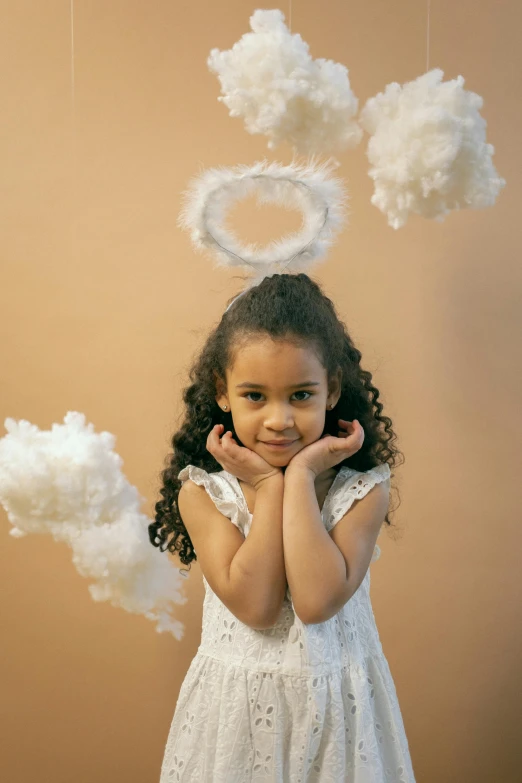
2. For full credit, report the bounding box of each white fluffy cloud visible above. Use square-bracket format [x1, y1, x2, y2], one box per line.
[207, 9, 362, 156]
[359, 68, 506, 228]
[0, 412, 188, 640]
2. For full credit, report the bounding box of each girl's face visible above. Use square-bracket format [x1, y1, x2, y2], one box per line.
[216, 336, 341, 468]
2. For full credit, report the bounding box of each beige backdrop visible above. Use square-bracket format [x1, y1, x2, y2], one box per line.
[1, 1, 521, 781]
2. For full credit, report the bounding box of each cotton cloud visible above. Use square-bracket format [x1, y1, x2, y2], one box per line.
[0, 412, 188, 640]
[359, 68, 506, 228]
[207, 8, 362, 156]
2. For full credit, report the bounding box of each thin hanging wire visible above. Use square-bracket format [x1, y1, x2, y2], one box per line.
[70, 1, 76, 260]
[426, 0, 431, 72]
[289, 0, 292, 33]
[70, 1, 75, 105]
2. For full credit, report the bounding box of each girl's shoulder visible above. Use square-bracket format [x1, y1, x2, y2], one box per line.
[178, 463, 240, 491]
[325, 463, 391, 563]
[338, 461, 391, 485]
[178, 464, 249, 530]
[333, 463, 391, 508]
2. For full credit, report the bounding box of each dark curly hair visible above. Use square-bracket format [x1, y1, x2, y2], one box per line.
[149, 273, 405, 574]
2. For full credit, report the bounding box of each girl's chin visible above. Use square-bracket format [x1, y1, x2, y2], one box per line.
[256, 444, 303, 467]
[258, 450, 293, 463]
[251, 443, 289, 458]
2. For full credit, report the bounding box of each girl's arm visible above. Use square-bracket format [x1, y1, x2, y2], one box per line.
[202, 425, 287, 629]
[283, 464, 389, 624]
[283, 465, 347, 624]
[229, 471, 287, 629]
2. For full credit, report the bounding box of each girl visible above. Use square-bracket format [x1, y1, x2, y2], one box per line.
[149, 273, 416, 782]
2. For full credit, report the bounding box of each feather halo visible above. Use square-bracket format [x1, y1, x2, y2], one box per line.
[177, 156, 349, 287]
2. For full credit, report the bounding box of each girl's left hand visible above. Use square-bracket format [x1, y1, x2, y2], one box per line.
[286, 419, 364, 478]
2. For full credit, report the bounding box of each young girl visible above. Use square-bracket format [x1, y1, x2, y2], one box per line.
[150, 273, 416, 782]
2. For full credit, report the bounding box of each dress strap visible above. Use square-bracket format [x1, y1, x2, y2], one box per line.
[177, 465, 248, 534]
[323, 463, 391, 563]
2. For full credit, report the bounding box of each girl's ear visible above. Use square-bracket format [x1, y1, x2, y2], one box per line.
[216, 394, 228, 410]
[213, 371, 228, 410]
[328, 366, 343, 406]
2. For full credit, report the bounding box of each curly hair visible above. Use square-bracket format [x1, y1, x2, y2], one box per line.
[149, 273, 405, 573]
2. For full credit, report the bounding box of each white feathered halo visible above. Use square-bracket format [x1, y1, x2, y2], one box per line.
[177, 156, 349, 287]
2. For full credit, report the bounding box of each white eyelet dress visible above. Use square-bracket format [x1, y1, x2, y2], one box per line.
[159, 463, 416, 783]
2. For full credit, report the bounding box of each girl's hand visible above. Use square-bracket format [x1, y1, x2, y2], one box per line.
[206, 424, 283, 489]
[286, 419, 364, 478]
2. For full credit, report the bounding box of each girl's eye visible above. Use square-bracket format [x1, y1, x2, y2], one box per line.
[243, 391, 312, 403]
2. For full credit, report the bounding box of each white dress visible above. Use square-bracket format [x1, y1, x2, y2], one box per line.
[159, 463, 416, 783]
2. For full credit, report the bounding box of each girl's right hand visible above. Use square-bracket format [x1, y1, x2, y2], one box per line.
[206, 424, 283, 489]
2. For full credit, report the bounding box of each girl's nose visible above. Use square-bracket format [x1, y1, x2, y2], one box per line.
[264, 406, 295, 429]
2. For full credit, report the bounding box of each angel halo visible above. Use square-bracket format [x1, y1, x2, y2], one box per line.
[177, 157, 349, 309]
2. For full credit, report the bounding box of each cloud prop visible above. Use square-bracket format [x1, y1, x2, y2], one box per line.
[207, 8, 363, 157]
[359, 68, 506, 228]
[0, 412, 188, 640]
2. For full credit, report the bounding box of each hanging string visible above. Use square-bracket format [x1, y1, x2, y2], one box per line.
[70, 1, 76, 259]
[289, 0, 292, 34]
[426, 0, 431, 72]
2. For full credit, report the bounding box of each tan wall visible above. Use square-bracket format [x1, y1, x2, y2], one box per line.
[1, 1, 520, 781]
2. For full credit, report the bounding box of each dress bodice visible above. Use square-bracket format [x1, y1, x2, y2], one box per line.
[177, 463, 391, 677]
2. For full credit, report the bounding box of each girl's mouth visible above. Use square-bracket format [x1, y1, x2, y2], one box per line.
[261, 440, 297, 449]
